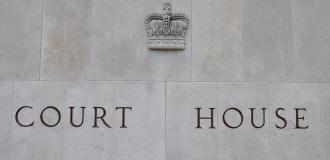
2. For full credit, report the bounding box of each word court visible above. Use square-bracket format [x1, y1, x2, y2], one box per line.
[15, 106, 133, 128]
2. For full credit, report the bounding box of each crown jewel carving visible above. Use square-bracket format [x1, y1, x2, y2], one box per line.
[145, 3, 189, 49]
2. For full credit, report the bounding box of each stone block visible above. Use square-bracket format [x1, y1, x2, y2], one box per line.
[166, 82, 218, 160]
[114, 81, 165, 160]
[11, 81, 64, 160]
[242, 0, 293, 81]
[41, 0, 92, 80]
[90, 0, 140, 80]
[320, 84, 330, 160]
[192, 0, 242, 81]
[269, 83, 321, 160]
[293, 0, 330, 82]
[0, 82, 12, 160]
[219, 82, 270, 160]
[0, 0, 42, 80]
[61, 82, 115, 160]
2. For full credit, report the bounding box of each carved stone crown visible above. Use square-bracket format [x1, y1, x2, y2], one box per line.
[145, 3, 189, 49]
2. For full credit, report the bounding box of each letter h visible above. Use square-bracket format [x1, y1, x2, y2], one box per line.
[195, 107, 216, 129]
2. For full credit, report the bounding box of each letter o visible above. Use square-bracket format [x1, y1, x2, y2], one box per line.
[222, 108, 243, 129]
[40, 106, 61, 127]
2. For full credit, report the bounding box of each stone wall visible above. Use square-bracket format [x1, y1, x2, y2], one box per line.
[0, 0, 330, 160]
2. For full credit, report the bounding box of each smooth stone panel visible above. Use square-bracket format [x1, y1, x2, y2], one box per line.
[320, 84, 330, 160]
[0, 0, 42, 80]
[0, 82, 13, 160]
[242, 0, 293, 81]
[41, 0, 92, 80]
[192, 0, 242, 81]
[139, 0, 192, 81]
[269, 83, 321, 160]
[114, 82, 165, 160]
[219, 83, 269, 160]
[166, 82, 218, 160]
[61, 82, 115, 160]
[11, 82, 64, 160]
[293, 0, 330, 82]
[90, 0, 140, 80]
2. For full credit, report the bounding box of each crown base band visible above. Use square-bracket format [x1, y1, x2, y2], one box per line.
[148, 39, 185, 50]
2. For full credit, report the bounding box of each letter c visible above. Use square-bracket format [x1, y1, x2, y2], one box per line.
[15, 106, 34, 127]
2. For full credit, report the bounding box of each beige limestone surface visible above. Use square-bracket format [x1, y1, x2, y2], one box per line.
[0, 0, 330, 160]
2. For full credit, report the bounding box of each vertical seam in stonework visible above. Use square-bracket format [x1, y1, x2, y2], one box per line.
[114, 81, 117, 109]
[291, 0, 296, 82]
[138, 0, 142, 81]
[217, 82, 219, 160]
[267, 83, 271, 151]
[9, 81, 14, 160]
[88, 0, 95, 80]
[318, 84, 322, 159]
[190, 0, 193, 81]
[240, 0, 244, 82]
[113, 81, 117, 156]
[39, 0, 45, 80]
[164, 81, 167, 160]
[60, 82, 64, 160]
[239, 0, 246, 81]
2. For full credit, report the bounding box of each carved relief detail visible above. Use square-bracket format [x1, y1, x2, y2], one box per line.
[145, 3, 189, 49]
